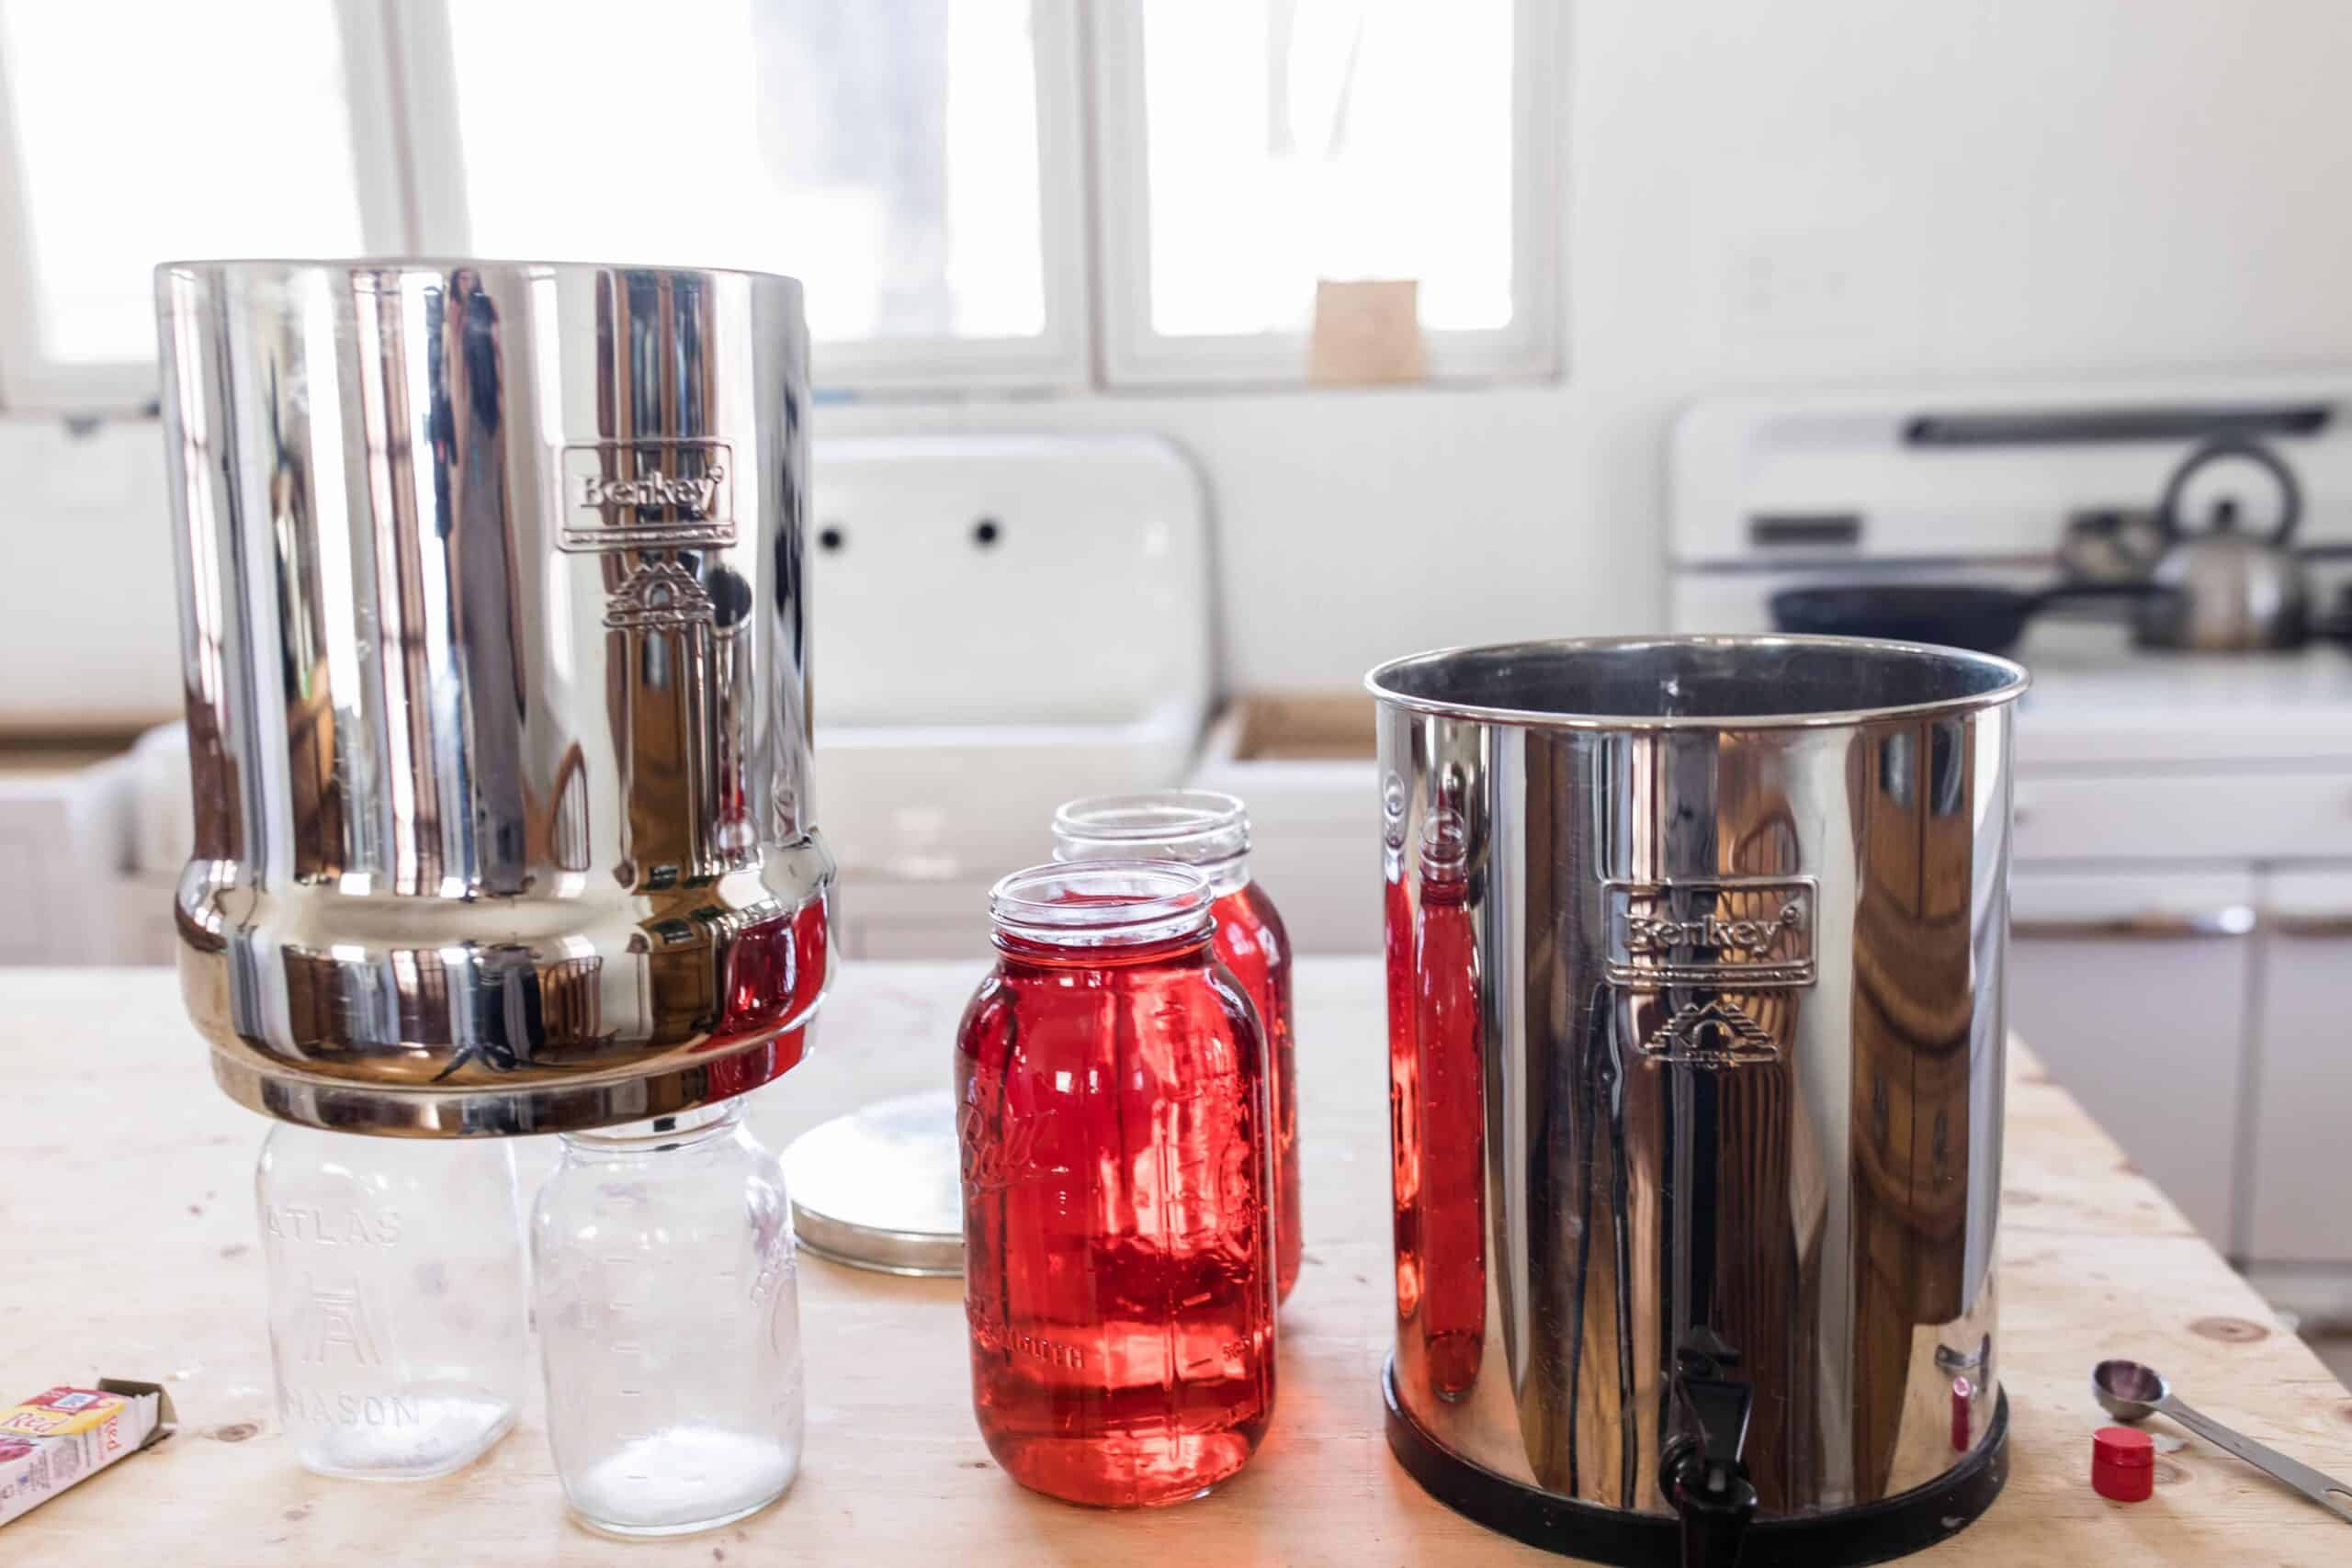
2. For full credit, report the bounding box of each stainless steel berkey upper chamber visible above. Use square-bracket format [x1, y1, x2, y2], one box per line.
[1369, 636, 2026, 1567]
[159, 260, 833, 1136]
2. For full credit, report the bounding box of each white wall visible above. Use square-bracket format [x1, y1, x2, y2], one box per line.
[821, 0, 2352, 690]
[10, 0, 2352, 719]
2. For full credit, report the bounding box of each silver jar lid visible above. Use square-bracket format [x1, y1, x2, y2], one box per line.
[783, 1091, 965, 1276]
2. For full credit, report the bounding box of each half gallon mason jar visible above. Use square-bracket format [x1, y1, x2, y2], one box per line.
[256, 1126, 528, 1478]
[1051, 791, 1302, 1302]
[956, 862, 1278, 1506]
[533, 1100, 804, 1537]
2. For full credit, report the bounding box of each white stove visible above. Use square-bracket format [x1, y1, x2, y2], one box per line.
[2010, 637, 2352, 766]
[1669, 374, 2352, 1321]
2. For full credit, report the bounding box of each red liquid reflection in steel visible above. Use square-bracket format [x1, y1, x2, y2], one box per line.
[1209, 883, 1300, 1302]
[702, 893, 830, 1088]
[713, 896, 829, 1043]
[957, 931, 1278, 1506]
[1383, 872, 1422, 1321]
[1415, 873, 1485, 1398]
[702, 1021, 807, 1100]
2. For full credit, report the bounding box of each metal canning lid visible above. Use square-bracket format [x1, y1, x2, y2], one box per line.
[782, 1091, 965, 1277]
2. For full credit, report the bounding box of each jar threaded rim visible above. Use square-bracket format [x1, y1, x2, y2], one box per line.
[989, 861, 1214, 949]
[1049, 790, 1250, 869]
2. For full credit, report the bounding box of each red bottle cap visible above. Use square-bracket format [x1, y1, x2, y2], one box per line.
[2092, 1426, 2155, 1502]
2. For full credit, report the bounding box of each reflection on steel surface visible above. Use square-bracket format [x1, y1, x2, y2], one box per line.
[1370, 636, 2024, 1526]
[1383, 784, 1424, 1325]
[1414, 796, 1485, 1400]
[158, 260, 832, 1135]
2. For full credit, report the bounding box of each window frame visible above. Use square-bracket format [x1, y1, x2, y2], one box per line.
[386, 0, 1095, 398]
[0, 0, 413, 412]
[0, 0, 1559, 410]
[1086, 0, 1564, 390]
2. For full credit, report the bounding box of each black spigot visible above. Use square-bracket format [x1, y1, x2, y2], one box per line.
[1663, 1331, 1758, 1568]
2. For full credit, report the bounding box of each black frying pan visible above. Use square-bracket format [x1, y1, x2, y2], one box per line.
[1769, 581, 2161, 655]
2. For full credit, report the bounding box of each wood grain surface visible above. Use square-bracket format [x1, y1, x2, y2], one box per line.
[6, 961, 2350, 1563]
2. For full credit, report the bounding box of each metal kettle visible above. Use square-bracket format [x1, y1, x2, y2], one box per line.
[2134, 436, 2310, 650]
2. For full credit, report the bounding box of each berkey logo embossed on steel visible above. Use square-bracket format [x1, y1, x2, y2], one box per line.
[1603, 877, 1817, 989]
[558, 437, 735, 552]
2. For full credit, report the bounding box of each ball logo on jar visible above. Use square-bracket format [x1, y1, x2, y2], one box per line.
[956, 1102, 1055, 1190]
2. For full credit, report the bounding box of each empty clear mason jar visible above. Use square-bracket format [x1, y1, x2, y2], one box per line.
[533, 1100, 804, 1537]
[255, 1126, 529, 1479]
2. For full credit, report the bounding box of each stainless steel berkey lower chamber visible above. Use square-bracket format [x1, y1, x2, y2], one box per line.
[159, 260, 833, 1136]
[1370, 636, 2026, 1567]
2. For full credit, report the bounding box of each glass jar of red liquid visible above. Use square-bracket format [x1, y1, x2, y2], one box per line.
[1051, 790, 1301, 1303]
[956, 861, 1278, 1506]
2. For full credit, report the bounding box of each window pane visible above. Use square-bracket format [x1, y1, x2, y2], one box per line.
[1139, 0, 1515, 336]
[0, 0, 367, 364]
[447, 0, 1046, 343]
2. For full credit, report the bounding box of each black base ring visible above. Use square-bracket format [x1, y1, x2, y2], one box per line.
[1382, 1357, 2009, 1568]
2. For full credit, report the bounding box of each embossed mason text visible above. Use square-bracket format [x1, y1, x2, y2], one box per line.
[266, 1204, 402, 1247]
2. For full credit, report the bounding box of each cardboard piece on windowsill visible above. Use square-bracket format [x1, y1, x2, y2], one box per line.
[1307, 278, 1425, 386]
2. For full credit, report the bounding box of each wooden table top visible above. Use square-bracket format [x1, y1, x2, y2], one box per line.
[7, 961, 2351, 1563]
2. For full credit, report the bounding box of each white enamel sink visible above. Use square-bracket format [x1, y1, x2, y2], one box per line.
[809, 435, 1213, 901]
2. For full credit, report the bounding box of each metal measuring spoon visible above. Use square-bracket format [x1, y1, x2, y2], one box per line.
[2092, 1359, 2352, 1523]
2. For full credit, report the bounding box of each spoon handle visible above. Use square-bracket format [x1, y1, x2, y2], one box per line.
[2159, 1394, 2352, 1524]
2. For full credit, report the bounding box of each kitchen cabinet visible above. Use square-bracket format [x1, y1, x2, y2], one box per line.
[2014, 864, 2352, 1289]
[2007, 869, 2257, 1248]
[0, 753, 138, 965]
[2245, 869, 2352, 1268]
